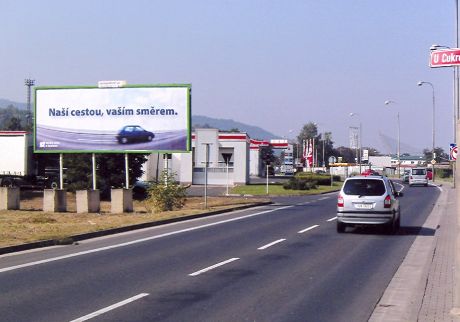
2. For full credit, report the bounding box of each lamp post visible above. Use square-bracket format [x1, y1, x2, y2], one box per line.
[24, 78, 35, 129]
[429, 44, 457, 187]
[384, 100, 400, 177]
[417, 81, 436, 182]
[349, 113, 362, 174]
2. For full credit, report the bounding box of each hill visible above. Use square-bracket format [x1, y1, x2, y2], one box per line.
[0, 99, 280, 140]
[192, 115, 279, 140]
[0, 99, 27, 110]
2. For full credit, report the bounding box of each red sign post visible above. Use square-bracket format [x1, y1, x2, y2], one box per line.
[430, 48, 460, 67]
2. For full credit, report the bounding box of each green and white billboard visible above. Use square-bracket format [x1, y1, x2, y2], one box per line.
[34, 84, 191, 153]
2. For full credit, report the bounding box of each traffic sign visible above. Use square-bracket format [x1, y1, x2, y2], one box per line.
[431, 159, 437, 165]
[430, 49, 460, 67]
[450, 143, 458, 161]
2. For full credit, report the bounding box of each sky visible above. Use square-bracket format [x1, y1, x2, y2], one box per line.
[1, 0, 457, 154]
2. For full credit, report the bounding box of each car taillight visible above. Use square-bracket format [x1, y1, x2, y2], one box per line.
[384, 195, 391, 208]
[338, 194, 344, 207]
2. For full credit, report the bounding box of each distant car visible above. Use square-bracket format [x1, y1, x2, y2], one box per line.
[132, 180, 153, 200]
[427, 168, 433, 180]
[361, 169, 379, 176]
[402, 169, 410, 183]
[117, 125, 154, 144]
[337, 175, 403, 233]
[409, 167, 428, 187]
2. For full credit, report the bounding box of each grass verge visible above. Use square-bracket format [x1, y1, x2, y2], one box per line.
[0, 195, 267, 248]
[231, 182, 342, 196]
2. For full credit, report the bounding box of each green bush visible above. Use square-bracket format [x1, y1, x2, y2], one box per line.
[283, 177, 317, 190]
[294, 172, 340, 185]
[145, 171, 188, 212]
[436, 168, 452, 179]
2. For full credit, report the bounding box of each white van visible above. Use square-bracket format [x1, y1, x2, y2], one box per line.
[409, 167, 428, 187]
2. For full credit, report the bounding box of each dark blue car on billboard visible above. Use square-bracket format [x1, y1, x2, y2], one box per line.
[116, 125, 155, 144]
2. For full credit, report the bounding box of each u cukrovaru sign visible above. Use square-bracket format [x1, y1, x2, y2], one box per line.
[34, 84, 191, 153]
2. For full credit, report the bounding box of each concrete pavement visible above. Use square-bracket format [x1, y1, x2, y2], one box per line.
[370, 183, 460, 321]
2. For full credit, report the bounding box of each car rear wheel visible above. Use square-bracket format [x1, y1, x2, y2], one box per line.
[385, 214, 399, 234]
[120, 137, 128, 144]
[337, 221, 346, 233]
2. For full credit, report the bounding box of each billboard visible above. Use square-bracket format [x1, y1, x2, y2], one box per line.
[34, 84, 191, 153]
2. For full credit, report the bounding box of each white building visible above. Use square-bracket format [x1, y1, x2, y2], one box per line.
[142, 128, 250, 185]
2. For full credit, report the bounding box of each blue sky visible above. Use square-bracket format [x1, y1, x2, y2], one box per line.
[1, 0, 456, 153]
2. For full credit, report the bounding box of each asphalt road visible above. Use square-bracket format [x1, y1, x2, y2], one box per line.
[0, 181, 439, 322]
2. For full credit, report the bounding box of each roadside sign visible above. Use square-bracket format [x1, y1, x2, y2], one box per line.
[430, 48, 460, 67]
[362, 149, 369, 161]
[431, 159, 437, 165]
[328, 156, 337, 164]
[450, 143, 458, 161]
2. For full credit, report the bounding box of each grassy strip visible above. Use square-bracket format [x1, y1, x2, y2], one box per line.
[231, 182, 342, 196]
[0, 196, 267, 248]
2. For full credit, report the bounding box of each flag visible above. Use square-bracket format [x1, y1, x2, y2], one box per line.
[307, 139, 313, 168]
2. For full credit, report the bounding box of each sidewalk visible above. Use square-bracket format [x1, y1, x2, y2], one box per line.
[370, 184, 459, 321]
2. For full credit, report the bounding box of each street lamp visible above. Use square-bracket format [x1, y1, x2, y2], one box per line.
[24, 78, 35, 129]
[417, 81, 436, 181]
[384, 100, 400, 177]
[349, 113, 362, 174]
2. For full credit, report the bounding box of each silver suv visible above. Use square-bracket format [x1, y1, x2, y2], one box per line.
[337, 175, 403, 233]
[409, 167, 428, 187]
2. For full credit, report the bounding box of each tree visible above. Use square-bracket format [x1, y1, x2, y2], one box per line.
[0, 105, 28, 131]
[260, 146, 276, 165]
[423, 147, 448, 163]
[365, 147, 381, 156]
[297, 122, 318, 145]
[316, 131, 335, 166]
[334, 146, 356, 163]
[64, 153, 149, 198]
[4, 117, 23, 131]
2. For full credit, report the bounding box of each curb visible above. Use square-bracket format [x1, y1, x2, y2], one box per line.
[0, 201, 272, 256]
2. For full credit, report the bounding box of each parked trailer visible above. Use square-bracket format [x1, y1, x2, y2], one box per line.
[0, 131, 58, 189]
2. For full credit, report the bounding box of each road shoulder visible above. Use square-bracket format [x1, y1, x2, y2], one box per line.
[369, 185, 457, 321]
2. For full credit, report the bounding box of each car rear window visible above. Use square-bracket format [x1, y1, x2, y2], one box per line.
[342, 179, 386, 196]
[412, 169, 426, 175]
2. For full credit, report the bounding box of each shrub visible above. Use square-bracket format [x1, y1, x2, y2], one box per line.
[295, 172, 340, 185]
[283, 177, 317, 190]
[145, 171, 189, 212]
[436, 168, 452, 179]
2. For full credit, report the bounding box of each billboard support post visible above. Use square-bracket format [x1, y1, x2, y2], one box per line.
[125, 153, 129, 188]
[92, 153, 96, 190]
[59, 153, 63, 190]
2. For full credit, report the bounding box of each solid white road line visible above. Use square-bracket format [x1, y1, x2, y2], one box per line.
[327, 217, 337, 222]
[257, 239, 286, 250]
[0, 205, 294, 273]
[189, 258, 240, 276]
[298, 225, 319, 234]
[394, 182, 405, 193]
[69, 293, 149, 322]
